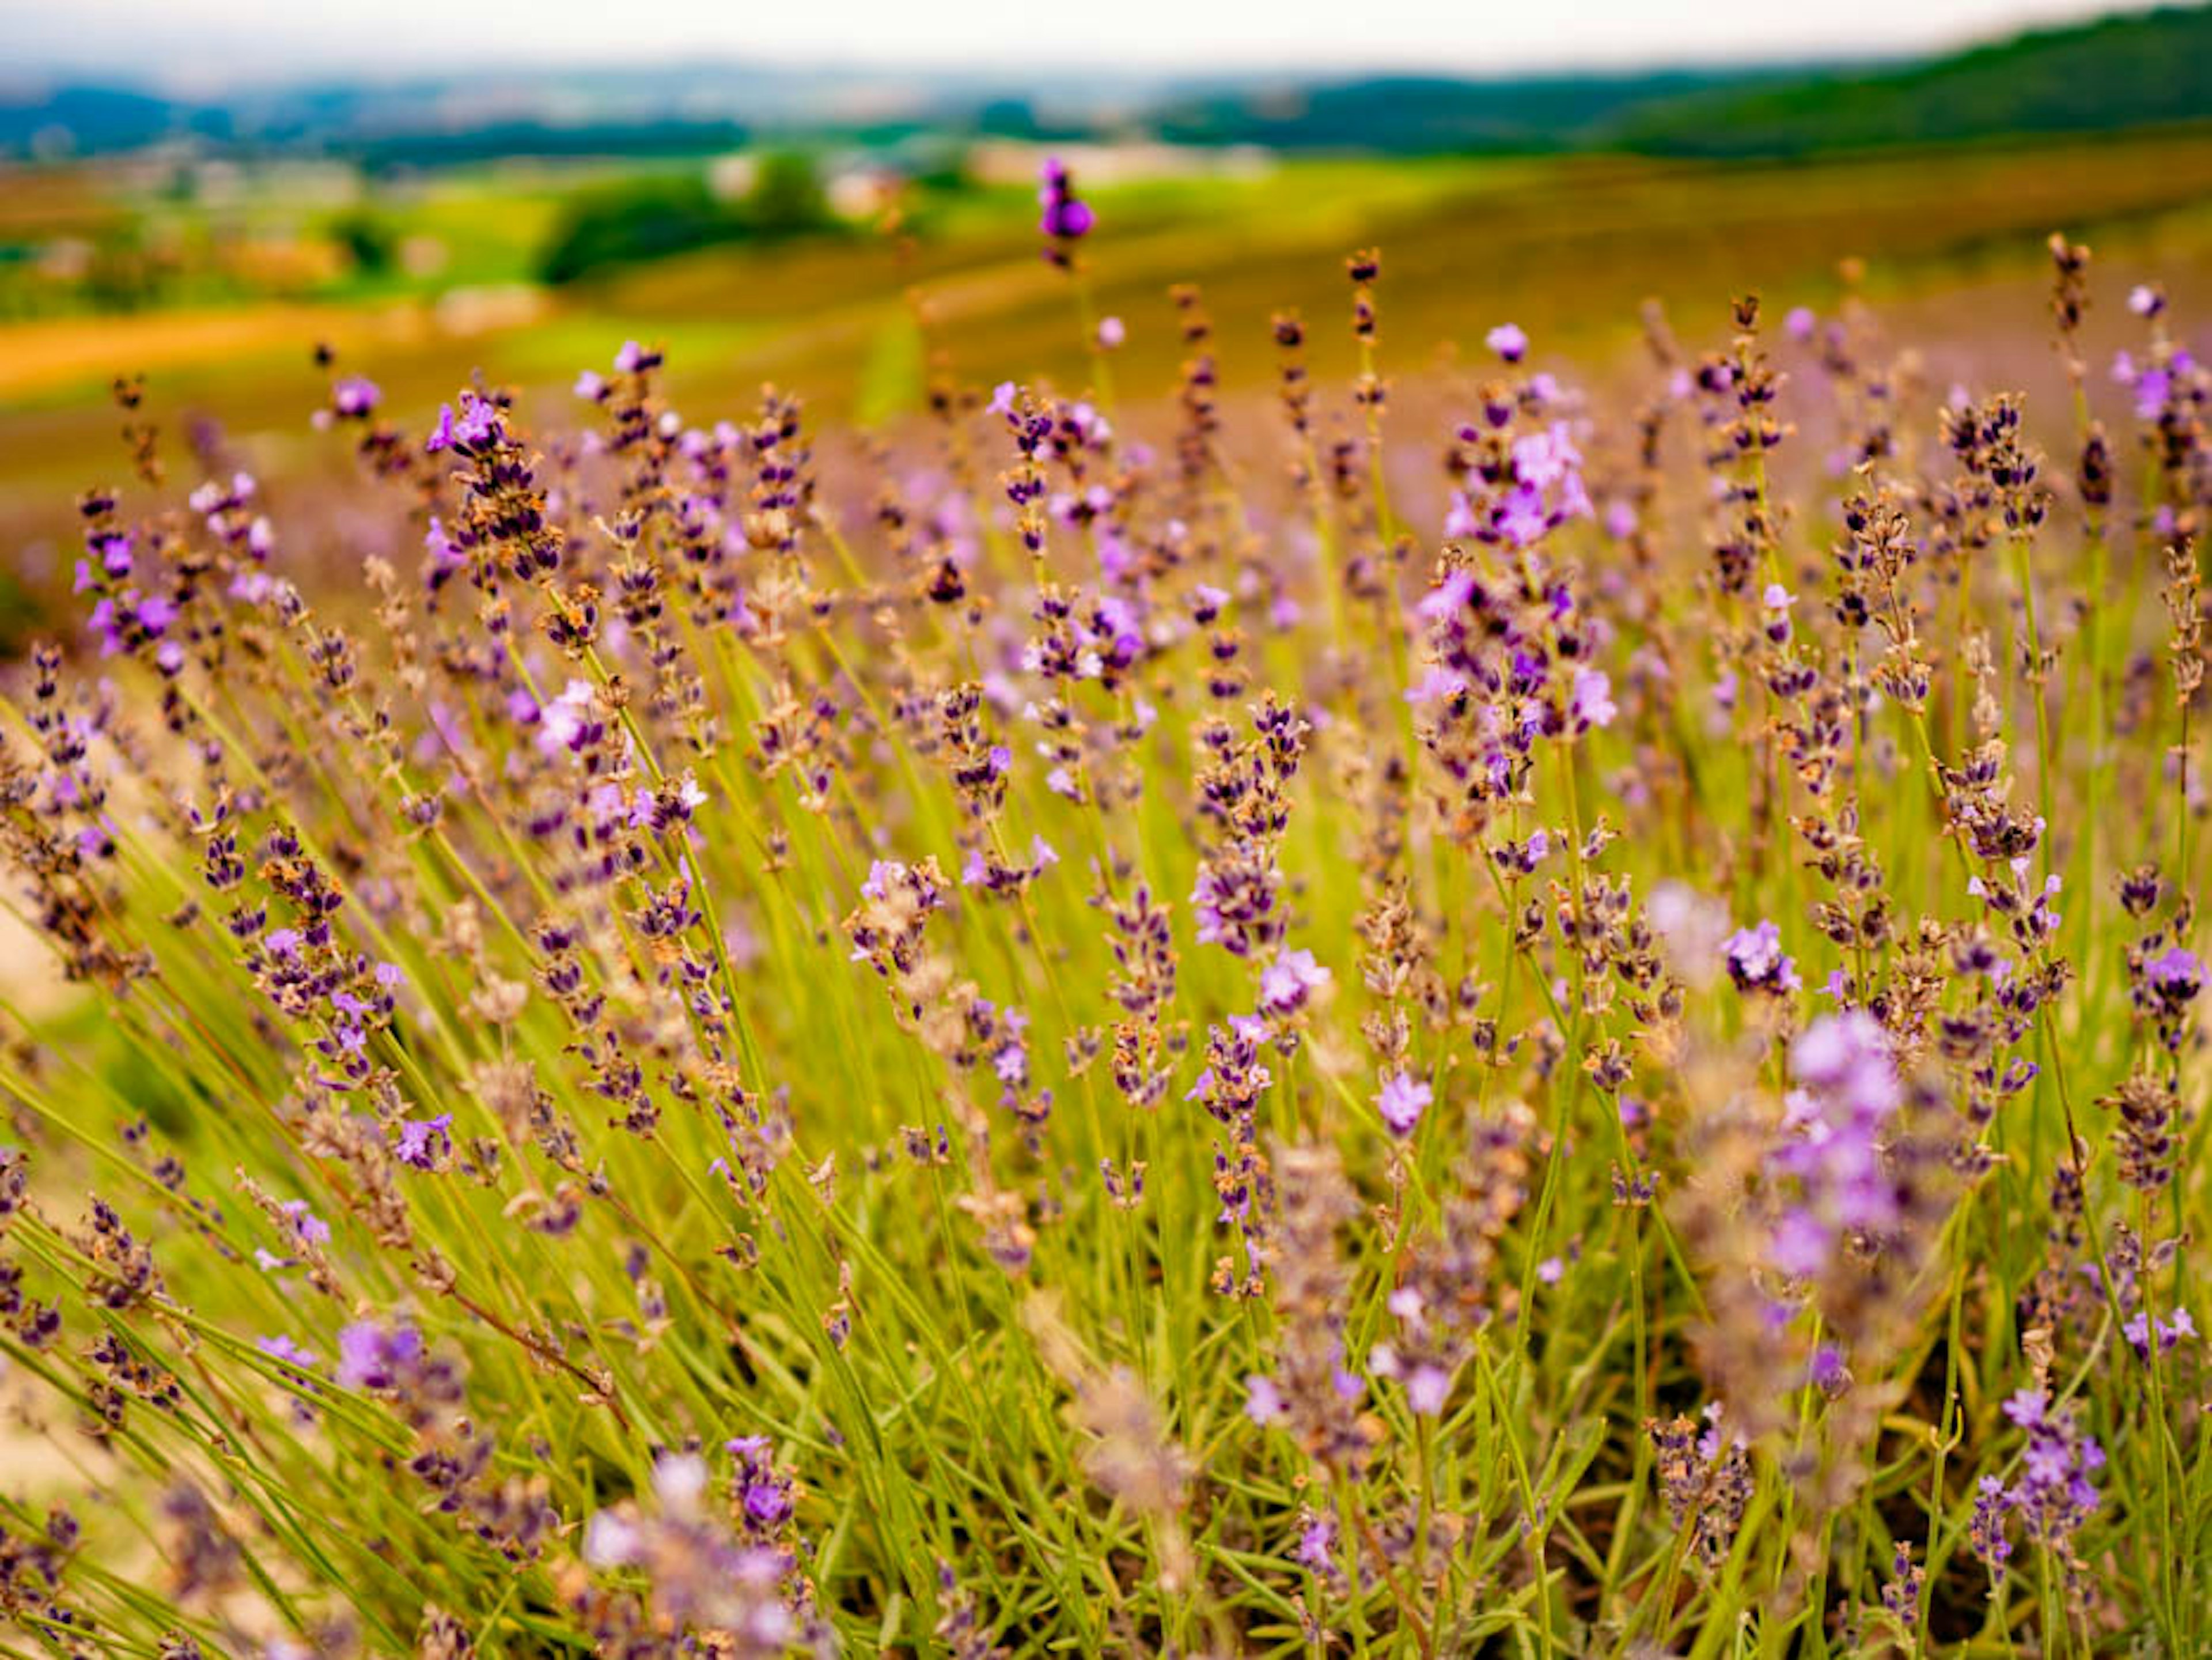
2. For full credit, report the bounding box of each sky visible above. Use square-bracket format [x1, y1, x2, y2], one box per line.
[0, 0, 2165, 89]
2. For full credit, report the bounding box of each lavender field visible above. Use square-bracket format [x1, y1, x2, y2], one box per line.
[2, 138, 2211, 1659]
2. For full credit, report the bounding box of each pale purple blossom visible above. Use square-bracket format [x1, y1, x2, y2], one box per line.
[1260, 948, 1332, 1015]
[1723, 918, 1801, 995]
[1376, 1071, 1431, 1137]
[1570, 668, 1617, 731]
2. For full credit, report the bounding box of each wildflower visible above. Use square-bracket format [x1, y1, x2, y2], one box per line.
[582, 1509, 642, 1568]
[1260, 949, 1331, 1015]
[256, 1336, 319, 1371]
[423, 392, 503, 456]
[2108, 1069, 2179, 1189]
[1789, 1008, 1900, 1116]
[2124, 1306, 2197, 1357]
[1722, 918, 1801, 995]
[1417, 567, 1478, 621]
[2146, 944, 2201, 1004]
[335, 1318, 425, 1392]
[1997, 1388, 2104, 1555]
[1244, 1374, 1287, 1425]
[1294, 1510, 1337, 1574]
[332, 376, 380, 418]
[1376, 1071, 1430, 1137]
[1766, 1011, 1903, 1278]
[393, 1114, 454, 1171]
[1498, 483, 1547, 546]
[1760, 582, 1795, 643]
[1969, 1474, 2013, 1582]
[1037, 158, 1094, 245]
[1404, 1363, 1451, 1415]
[1486, 322, 1528, 362]
[1649, 1406, 1752, 1570]
[1570, 667, 1617, 731]
[1879, 1541, 1925, 1632]
[1807, 1344, 1849, 1394]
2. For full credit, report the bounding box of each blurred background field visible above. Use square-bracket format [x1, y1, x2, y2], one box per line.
[4, 2, 2212, 637]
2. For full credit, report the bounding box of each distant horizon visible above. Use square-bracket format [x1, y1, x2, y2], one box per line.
[0, 0, 2176, 97]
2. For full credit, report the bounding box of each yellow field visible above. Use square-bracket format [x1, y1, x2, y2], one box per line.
[5, 130, 2212, 573]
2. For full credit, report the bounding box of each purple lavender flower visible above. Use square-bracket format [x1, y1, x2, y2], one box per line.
[2124, 1305, 2198, 1357]
[1969, 1474, 2013, 1582]
[2147, 945, 2201, 1004]
[1260, 949, 1331, 1015]
[1376, 1071, 1431, 1137]
[2120, 358, 2172, 419]
[1807, 1344, 1849, 1393]
[1404, 1363, 1451, 1416]
[582, 1509, 642, 1568]
[332, 376, 380, 418]
[1417, 568, 1478, 622]
[1722, 919, 1802, 996]
[423, 392, 503, 456]
[535, 680, 603, 755]
[653, 1449, 710, 1515]
[335, 1318, 424, 1391]
[1294, 1510, 1337, 1574]
[1244, 1374, 1287, 1425]
[1498, 483, 1548, 547]
[393, 1114, 453, 1171]
[1789, 1009, 1901, 1116]
[257, 1335, 319, 1371]
[1764, 1011, 1903, 1279]
[724, 1435, 800, 1540]
[1037, 158, 1094, 244]
[1405, 664, 1468, 706]
[1570, 668, 1618, 732]
[1994, 1387, 2104, 1554]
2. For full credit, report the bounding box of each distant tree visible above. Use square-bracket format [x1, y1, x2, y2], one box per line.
[535, 158, 840, 285]
[330, 213, 395, 277]
[537, 175, 733, 285]
[747, 152, 832, 237]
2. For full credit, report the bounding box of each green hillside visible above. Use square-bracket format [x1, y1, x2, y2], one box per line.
[1611, 3, 2212, 154]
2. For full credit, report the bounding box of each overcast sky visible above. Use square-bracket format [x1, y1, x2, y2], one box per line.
[0, 0, 2163, 89]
